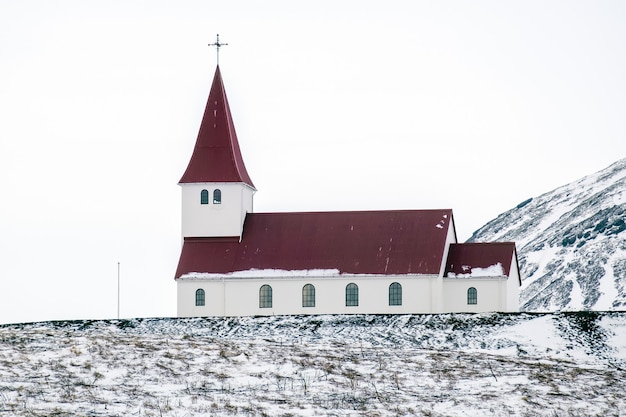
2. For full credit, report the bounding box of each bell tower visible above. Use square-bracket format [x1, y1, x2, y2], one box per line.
[178, 65, 255, 240]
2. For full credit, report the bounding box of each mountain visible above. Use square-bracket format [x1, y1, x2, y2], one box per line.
[0, 313, 625, 416]
[469, 158, 626, 312]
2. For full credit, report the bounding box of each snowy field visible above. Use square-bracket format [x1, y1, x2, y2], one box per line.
[0, 312, 625, 416]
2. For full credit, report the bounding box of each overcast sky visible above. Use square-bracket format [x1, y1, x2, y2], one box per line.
[1, 0, 625, 324]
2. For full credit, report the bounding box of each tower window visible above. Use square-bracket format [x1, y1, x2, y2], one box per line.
[259, 284, 272, 308]
[200, 189, 209, 205]
[302, 284, 316, 307]
[213, 189, 222, 204]
[345, 283, 359, 307]
[195, 289, 205, 306]
[389, 282, 402, 306]
[467, 287, 477, 305]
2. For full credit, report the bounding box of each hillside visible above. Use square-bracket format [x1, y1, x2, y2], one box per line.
[1, 313, 625, 416]
[469, 158, 626, 312]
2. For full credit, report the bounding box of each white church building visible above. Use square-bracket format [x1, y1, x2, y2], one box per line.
[175, 65, 520, 317]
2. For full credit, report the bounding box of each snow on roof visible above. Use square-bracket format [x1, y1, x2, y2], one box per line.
[180, 269, 339, 280]
[175, 209, 454, 278]
[444, 242, 518, 281]
[446, 262, 505, 278]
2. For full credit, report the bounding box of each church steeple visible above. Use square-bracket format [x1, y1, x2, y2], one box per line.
[179, 66, 255, 188]
[179, 65, 255, 240]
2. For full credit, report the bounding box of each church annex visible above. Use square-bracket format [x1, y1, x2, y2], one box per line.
[175, 65, 520, 317]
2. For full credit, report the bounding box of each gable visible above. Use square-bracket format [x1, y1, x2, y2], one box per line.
[444, 242, 518, 282]
[175, 209, 454, 278]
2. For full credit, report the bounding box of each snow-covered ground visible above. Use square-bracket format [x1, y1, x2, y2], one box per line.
[1, 313, 625, 416]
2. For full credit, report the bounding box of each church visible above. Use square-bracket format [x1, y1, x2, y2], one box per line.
[175, 65, 520, 317]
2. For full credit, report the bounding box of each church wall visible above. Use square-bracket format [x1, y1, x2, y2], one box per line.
[432, 218, 459, 313]
[177, 278, 226, 317]
[506, 253, 521, 312]
[441, 277, 508, 313]
[177, 275, 440, 317]
[181, 183, 253, 238]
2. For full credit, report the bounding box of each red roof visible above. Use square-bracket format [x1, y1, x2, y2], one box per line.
[175, 209, 454, 278]
[179, 66, 255, 187]
[444, 242, 519, 281]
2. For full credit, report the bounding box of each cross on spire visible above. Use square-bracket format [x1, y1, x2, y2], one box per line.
[209, 34, 228, 65]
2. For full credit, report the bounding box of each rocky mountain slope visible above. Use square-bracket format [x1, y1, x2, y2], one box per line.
[0, 314, 625, 416]
[469, 158, 626, 312]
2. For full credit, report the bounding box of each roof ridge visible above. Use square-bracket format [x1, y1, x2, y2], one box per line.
[249, 209, 453, 216]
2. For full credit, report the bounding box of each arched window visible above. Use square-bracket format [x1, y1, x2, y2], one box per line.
[389, 282, 402, 306]
[213, 189, 222, 204]
[195, 289, 205, 306]
[467, 287, 477, 305]
[259, 284, 272, 308]
[200, 189, 209, 205]
[302, 284, 315, 307]
[345, 283, 359, 307]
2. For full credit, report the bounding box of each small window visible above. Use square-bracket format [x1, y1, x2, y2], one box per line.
[302, 284, 315, 307]
[213, 189, 222, 204]
[345, 283, 359, 307]
[200, 189, 209, 205]
[389, 282, 402, 306]
[259, 284, 272, 308]
[467, 287, 477, 305]
[195, 289, 205, 306]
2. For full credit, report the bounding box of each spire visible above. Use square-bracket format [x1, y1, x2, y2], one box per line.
[179, 66, 255, 187]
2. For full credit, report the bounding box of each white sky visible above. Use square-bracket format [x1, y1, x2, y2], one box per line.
[1, 0, 625, 324]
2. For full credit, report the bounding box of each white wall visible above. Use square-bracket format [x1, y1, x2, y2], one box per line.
[506, 253, 521, 312]
[180, 183, 254, 239]
[441, 277, 509, 313]
[178, 274, 519, 317]
[177, 272, 520, 317]
[177, 275, 440, 317]
[432, 217, 459, 313]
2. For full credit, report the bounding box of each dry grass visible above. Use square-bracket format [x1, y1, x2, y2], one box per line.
[0, 313, 624, 416]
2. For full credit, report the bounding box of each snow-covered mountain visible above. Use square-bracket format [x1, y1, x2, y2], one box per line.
[469, 158, 626, 312]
